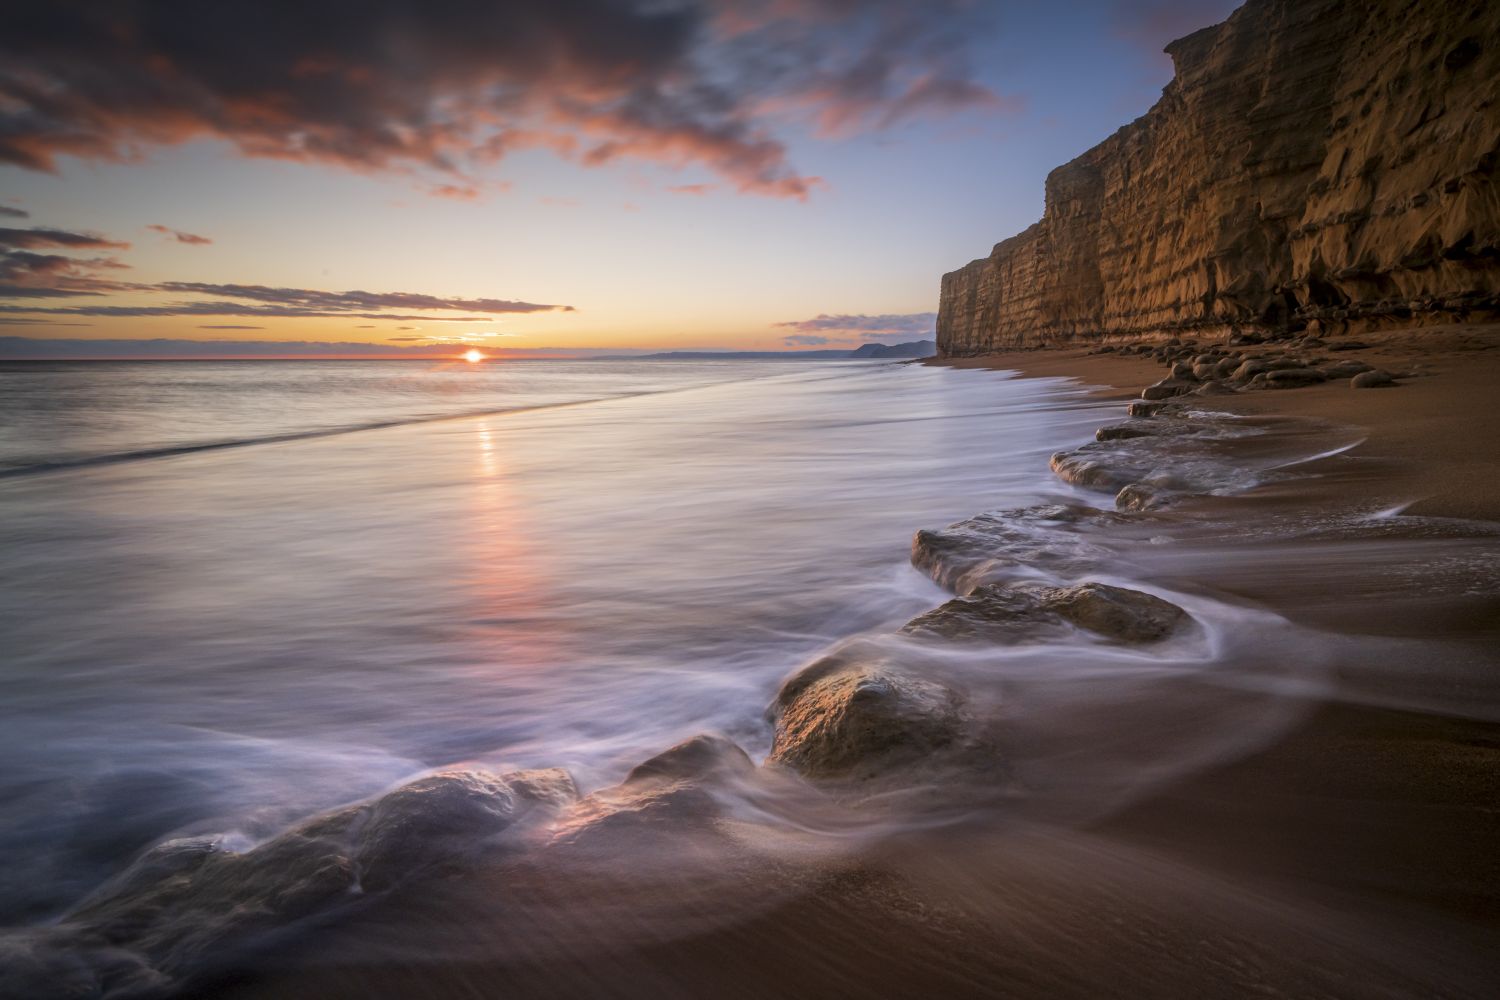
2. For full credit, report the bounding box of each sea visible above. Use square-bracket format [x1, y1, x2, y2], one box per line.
[0, 357, 1108, 923]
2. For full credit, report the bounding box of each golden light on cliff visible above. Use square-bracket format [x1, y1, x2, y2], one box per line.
[464, 349, 485, 363]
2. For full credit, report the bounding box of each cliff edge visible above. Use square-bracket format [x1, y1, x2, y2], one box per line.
[938, 0, 1500, 355]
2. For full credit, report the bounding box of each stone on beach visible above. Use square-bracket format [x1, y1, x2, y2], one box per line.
[902, 581, 1188, 646]
[768, 651, 967, 781]
[1351, 369, 1397, 388]
[1141, 379, 1193, 400]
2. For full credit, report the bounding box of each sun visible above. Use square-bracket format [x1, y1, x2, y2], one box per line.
[463, 349, 485, 363]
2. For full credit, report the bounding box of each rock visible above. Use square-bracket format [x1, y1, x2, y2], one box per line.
[1115, 482, 1172, 511]
[1127, 400, 1168, 417]
[1141, 379, 1193, 400]
[1044, 582, 1189, 642]
[911, 504, 1112, 592]
[1265, 368, 1327, 388]
[901, 584, 1065, 643]
[1326, 340, 1372, 352]
[1351, 369, 1397, 388]
[1192, 379, 1236, 396]
[935, 0, 1500, 354]
[1171, 361, 1197, 380]
[1050, 449, 1153, 492]
[768, 652, 966, 780]
[1096, 423, 1157, 441]
[1229, 359, 1269, 381]
[49, 768, 577, 996]
[1321, 359, 1373, 379]
[548, 735, 755, 848]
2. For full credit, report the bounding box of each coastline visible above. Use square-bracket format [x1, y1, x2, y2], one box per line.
[8, 347, 1499, 999]
[933, 322, 1500, 522]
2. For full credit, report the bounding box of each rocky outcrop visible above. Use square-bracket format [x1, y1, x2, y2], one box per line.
[938, 0, 1500, 354]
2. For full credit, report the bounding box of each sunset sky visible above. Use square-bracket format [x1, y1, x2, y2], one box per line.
[0, 0, 1234, 357]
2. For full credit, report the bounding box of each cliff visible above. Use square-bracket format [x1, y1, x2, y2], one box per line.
[938, 0, 1500, 354]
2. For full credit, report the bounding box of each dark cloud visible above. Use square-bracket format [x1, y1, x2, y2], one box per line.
[0, 227, 129, 250]
[148, 225, 212, 245]
[0, 1, 1011, 198]
[0, 248, 132, 297]
[154, 282, 573, 314]
[0, 206, 27, 219]
[776, 312, 935, 338]
[0, 303, 497, 321]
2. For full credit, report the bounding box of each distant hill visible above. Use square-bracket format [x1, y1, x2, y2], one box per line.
[619, 340, 936, 361]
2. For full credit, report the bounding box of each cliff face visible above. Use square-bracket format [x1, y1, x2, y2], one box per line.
[938, 0, 1500, 354]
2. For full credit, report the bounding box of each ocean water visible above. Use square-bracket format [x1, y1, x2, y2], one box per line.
[0, 358, 1109, 922]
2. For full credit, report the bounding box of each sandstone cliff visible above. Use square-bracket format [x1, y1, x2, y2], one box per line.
[938, 0, 1500, 354]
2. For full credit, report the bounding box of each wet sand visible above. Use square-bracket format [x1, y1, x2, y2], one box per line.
[215, 328, 1500, 1000]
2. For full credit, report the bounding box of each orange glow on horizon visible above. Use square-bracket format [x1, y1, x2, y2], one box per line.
[463, 349, 485, 363]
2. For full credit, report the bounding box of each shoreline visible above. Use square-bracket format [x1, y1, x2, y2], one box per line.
[10, 347, 1500, 999]
[931, 322, 1500, 523]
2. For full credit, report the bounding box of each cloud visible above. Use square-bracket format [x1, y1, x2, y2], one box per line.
[198, 324, 264, 329]
[775, 312, 935, 339]
[0, 206, 27, 219]
[0, 249, 132, 297]
[148, 225, 213, 245]
[782, 333, 834, 346]
[0, 1, 1011, 199]
[666, 183, 716, 196]
[0, 335, 649, 359]
[0, 227, 129, 250]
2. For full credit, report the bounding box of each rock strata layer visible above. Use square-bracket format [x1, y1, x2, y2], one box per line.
[938, 0, 1500, 353]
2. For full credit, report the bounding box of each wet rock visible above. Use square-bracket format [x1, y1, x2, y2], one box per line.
[1096, 423, 1156, 441]
[1171, 361, 1197, 380]
[901, 584, 1064, 643]
[1141, 379, 1193, 400]
[1265, 368, 1327, 388]
[768, 652, 966, 780]
[52, 768, 577, 996]
[1050, 448, 1154, 493]
[1044, 582, 1189, 643]
[549, 735, 755, 849]
[1326, 340, 1372, 352]
[1127, 400, 1173, 418]
[1115, 482, 1173, 511]
[357, 768, 577, 891]
[911, 505, 1113, 592]
[1351, 369, 1397, 388]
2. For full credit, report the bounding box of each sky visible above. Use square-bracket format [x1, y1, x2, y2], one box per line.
[0, 0, 1237, 358]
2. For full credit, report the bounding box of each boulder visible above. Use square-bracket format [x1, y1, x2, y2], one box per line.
[1192, 379, 1236, 396]
[1265, 368, 1327, 388]
[1044, 582, 1189, 643]
[910, 505, 1115, 592]
[548, 735, 755, 849]
[1141, 379, 1193, 400]
[1229, 359, 1269, 381]
[900, 584, 1064, 643]
[1115, 482, 1172, 511]
[768, 653, 966, 780]
[1127, 400, 1169, 418]
[1351, 369, 1396, 388]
